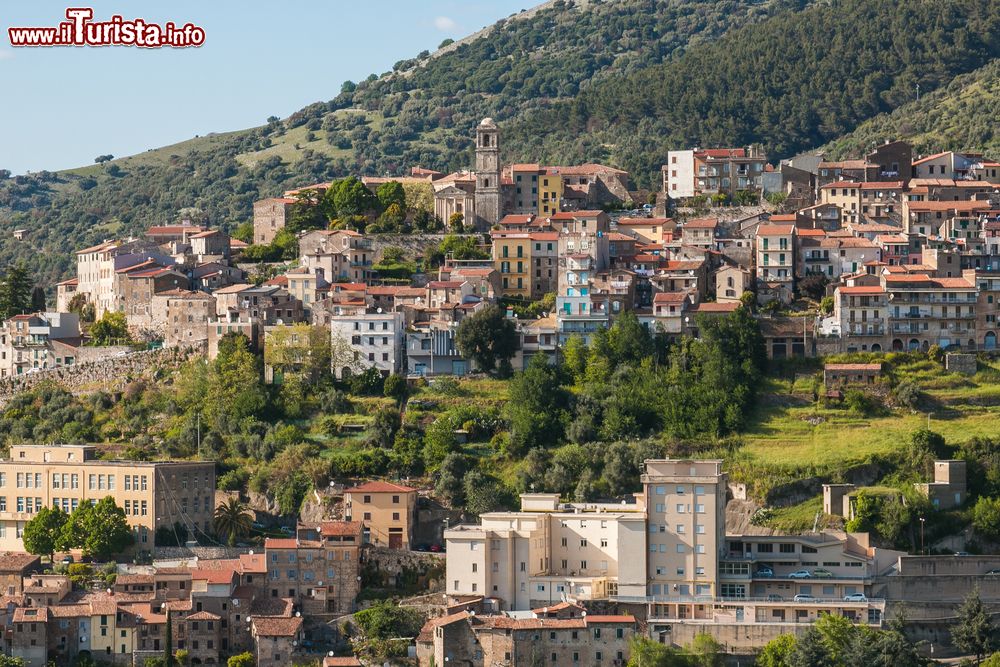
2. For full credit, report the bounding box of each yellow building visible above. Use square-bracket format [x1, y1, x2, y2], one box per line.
[538, 169, 564, 216]
[344, 481, 418, 549]
[511, 165, 563, 216]
[0, 444, 215, 553]
[819, 181, 860, 224]
[491, 231, 533, 298]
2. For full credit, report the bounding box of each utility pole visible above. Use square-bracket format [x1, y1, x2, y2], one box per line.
[919, 516, 926, 555]
[196, 412, 201, 459]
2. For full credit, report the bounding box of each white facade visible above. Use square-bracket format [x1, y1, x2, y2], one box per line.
[330, 311, 404, 378]
[664, 150, 696, 198]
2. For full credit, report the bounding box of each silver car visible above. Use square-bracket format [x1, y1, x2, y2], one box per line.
[843, 593, 868, 602]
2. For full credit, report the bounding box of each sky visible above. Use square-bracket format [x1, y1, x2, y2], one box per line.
[0, 0, 531, 175]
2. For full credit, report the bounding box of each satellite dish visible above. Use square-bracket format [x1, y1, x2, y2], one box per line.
[377, 307, 383, 313]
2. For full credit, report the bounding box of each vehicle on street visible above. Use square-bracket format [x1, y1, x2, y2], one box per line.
[793, 594, 814, 602]
[766, 594, 784, 601]
[812, 568, 835, 578]
[788, 569, 812, 579]
[843, 593, 868, 602]
[755, 566, 774, 578]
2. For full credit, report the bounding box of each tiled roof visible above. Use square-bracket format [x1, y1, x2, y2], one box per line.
[323, 658, 364, 667]
[756, 224, 795, 236]
[264, 538, 298, 549]
[691, 302, 740, 313]
[684, 217, 719, 229]
[186, 611, 222, 621]
[345, 481, 417, 494]
[76, 241, 118, 254]
[653, 292, 689, 304]
[427, 281, 464, 289]
[191, 569, 236, 585]
[837, 286, 885, 295]
[252, 615, 303, 637]
[860, 181, 904, 189]
[0, 552, 39, 572]
[820, 180, 861, 189]
[115, 574, 154, 585]
[911, 151, 951, 165]
[319, 521, 364, 537]
[239, 553, 267, 574]
[664, 260, 704, 271]
[907, 200, 991, 212]
[768, 214, 798, 222]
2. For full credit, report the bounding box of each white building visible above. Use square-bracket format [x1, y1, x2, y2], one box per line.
[330, 310, 404, 378]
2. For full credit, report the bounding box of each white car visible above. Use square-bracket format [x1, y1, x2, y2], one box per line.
[787, 569, 812, 579]
[793, 594, 815, 602]
[843, 593, 868, 602]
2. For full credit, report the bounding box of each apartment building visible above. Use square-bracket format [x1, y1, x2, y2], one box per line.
[912, 151, 988, 180]
[554, 211, 611, 344]
[344, 481, 418, 549]
[884, 272, 977, 352]
[0, 444, 214, 553]
[263, 521, 362, 616]
[755, 224, 796, 303]
[663, 148, 767, 199]
[298, 229, 374, 284]
[680, 218, 719, 248]
[819, 181, 860, 224]
[116, 265, 189, 332]
[615, 217, 675, 244]
[491, 230, 533, 298]
[0, 312, 81, 378]
[444, 493, 648, 610]
[75, 240, 173, 318]
[510, 164, 563, 216]
[329, 309, 405, 378]
[530, 231, 559, 298]
[833, 284, 889, 352]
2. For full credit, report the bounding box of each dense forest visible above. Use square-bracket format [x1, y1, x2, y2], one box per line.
[1, 0, 998, 287]
[504, 0, 1000, 185]
[821, 59, 1000, 160]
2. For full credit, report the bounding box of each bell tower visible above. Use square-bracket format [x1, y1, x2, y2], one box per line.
[474, 118, 501, 231]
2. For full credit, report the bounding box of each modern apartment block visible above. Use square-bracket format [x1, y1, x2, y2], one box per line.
[444, 459, 896, 652]
[0, 312, 81, 378]
[0, 445, 215, 552]
[329, 309, 405, 378]
[663, 147, 767, 199]
[553, 210, 611, 343]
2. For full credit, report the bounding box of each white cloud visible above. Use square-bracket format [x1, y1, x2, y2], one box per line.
[433, 16, 458, 31]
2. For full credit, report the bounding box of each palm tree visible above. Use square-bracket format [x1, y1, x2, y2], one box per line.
[213, 497, 253, 546]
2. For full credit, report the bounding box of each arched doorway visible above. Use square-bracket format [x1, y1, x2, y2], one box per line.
[908, 339, 920, 351]
[986, 331, 997, 351]
[871, 343, 882, 352]
[892, 339, 904, 351]
[921, 340, 930, 352]
[968, 339, 976, 351]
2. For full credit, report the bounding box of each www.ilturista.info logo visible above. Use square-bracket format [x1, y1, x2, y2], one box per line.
[8, 8, 205, 48]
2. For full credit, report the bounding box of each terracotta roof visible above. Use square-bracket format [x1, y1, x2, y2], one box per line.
[820, 180, 861, 189]
[323, 658, 364, 667]
[912, 151, 951, 166]
[860, 181, 904, 190]
[189, 229, 222, 239]
[768, 214, 798, 222]
[511, 163, 541, 172]
[697, 148, 747, 159]
[191, 569, 237, 585]
[48, 604, 93, 618]
[147, 225, 206, 235]
[76, 241, 118, 254]
[186, 611, 222, 621]
[691, 302, 740, 313]
[876, 234, 908, 244]
[252, 615, 303, 637]
[684, 217, 719, 229]
[585, 615, 638, 624]
[818, 160, 871, 169]
[345, 481, 417, 494]
[756, 224, 795, 236]
[55, 278, 79, 286]
[907, 200, 991, 212]
[239, 553, 267, 575]
[531, 601, 585, 614]
[319, 521, 364, 538]
[653, 292, 689, 304]
[529, 232, 559, 241]
[116, 574, 154, 585]
[796, 228, 827, 237]
[212, 283, 252, 294]
[264, 538, 299, 549]
[0, 552, 39, 572]
[14, 607, 49, 622]
[499, 214, 535, 225]
[825, 363, 882, 371]
[664, 260, 704, 271]
[427, 281, 464, 289]
[545, 163, 627, 175]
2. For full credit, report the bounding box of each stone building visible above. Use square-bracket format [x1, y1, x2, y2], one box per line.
[473, 118, 502, 231]
[158, 289, 217, 350]
[253, 197, 295, 245]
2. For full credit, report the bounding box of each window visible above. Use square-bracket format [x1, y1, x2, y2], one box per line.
[779, 543, 796, 553]
[757, 543, 774, 553]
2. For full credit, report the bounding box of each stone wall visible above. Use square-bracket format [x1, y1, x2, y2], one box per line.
[152, 545, 252, 561]
[945, 353, 977, 375]
[0, 347, 197, 406]
[364, 546, 445, 591]
[367, 233, 484, 264]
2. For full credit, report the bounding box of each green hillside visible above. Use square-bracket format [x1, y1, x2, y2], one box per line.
[503, 0, 1000, 186]
[820, 59, 1000, 160]
[0, 0, 810, 286]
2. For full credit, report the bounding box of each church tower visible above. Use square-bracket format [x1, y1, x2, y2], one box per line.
[474, 118, 501, 231]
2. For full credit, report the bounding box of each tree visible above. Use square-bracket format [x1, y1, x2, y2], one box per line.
[626, 636, 686, 666]
[846, 490, 878, 533]
[561, 334, 588, 382]
[0, 657, 26, 667]
[58, 501, 94, 553]
[89, 311, 131, 345]
[463, 470, 516, 515]
[953, 590, 996, 664]
[22, 506, 68, 559]
[757, 634, 796, 667]
[799, 273, 829, 301]
[789, 626, 833, 667]
[205, 334, 266, 433]
[449, 212, 465, 232]
[352, 601, 424, 660]
[0, 262, 32, 320]
[384, 374, 408, 404]
[213, 497, 253, 546]
[455, 304, 517, 373]
[94, 154, 114, 164]
[323, 176, 378, 219]
[164, 607, 174, 667]
[284, 190, 327, 234]
[67, 293, 96, 322]
[84, 497, 134, 559]
[506, 354, 570, 455]
[689, 632, 724, 667]
[30, 286, 46, 312]
[340, 80, 357, 94]
[227, 653, 254, 667]
[375, 181, 406, 212]
[973, 497, 1000, 540]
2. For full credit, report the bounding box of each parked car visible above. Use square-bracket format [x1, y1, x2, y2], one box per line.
[955, 551, 970, 556]
[843, 593, 868, 602]
[429, 543, 442, 552]
[766, 594, 784, 601]
[793, 594, 815, 602]
[413, 543, 430, 552]
[788, 569, 812, 579]
[755, 566, 774, 578]
[279, 526, 295, 535]
[812, 568, 835, 578]
[986, 569, 1000, 575]
[60, 555, 74, 565]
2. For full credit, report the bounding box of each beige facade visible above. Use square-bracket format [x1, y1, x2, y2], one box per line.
[0, 445, 214, 553]
[344, 481, 417, 549]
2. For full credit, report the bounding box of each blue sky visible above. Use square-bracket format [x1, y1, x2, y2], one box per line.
[0, 1, 530, 174]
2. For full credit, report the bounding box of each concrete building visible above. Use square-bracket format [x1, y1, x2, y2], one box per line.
[329, 309, 405, 378]
[0, 444, 214, 553]
[344, 481, 418, 549]
[554, 211, 611, 344]
[755, 224, 796, 303]
[663, 148, 767, 199]
[0, 312, 81, 378]
[914, 460, 967, 510]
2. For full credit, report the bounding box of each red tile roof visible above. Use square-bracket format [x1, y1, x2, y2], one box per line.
[653, 292, 689, 304]
[264, 538, 298, 549]
[756, 224, 795, 236]
[820, 180, 861, 189]
[684, 217, 719, 229]
[186, 611, 222, 621]
[837, 286, 885, 295]
[912, 151, 951, 166]
[345, 481, 417, 494]
[252, 616, 303, 637]
[0, 552, 40, 572]
[691, 302, 740, 313]
[323, 659, 364, 667]
[860, 181, 904, 190]
[319, 521, 364, 538]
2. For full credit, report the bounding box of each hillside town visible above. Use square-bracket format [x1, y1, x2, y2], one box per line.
[0, 120, 999, 667]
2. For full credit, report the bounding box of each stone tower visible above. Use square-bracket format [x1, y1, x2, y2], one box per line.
[474, 118, 502, 231]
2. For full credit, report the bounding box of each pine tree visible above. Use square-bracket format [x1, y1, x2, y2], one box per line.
[0, 262, 32, 320]
[164, 608, 173, 667]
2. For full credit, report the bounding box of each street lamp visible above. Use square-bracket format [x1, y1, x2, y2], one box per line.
[919, 516, 926, 555]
